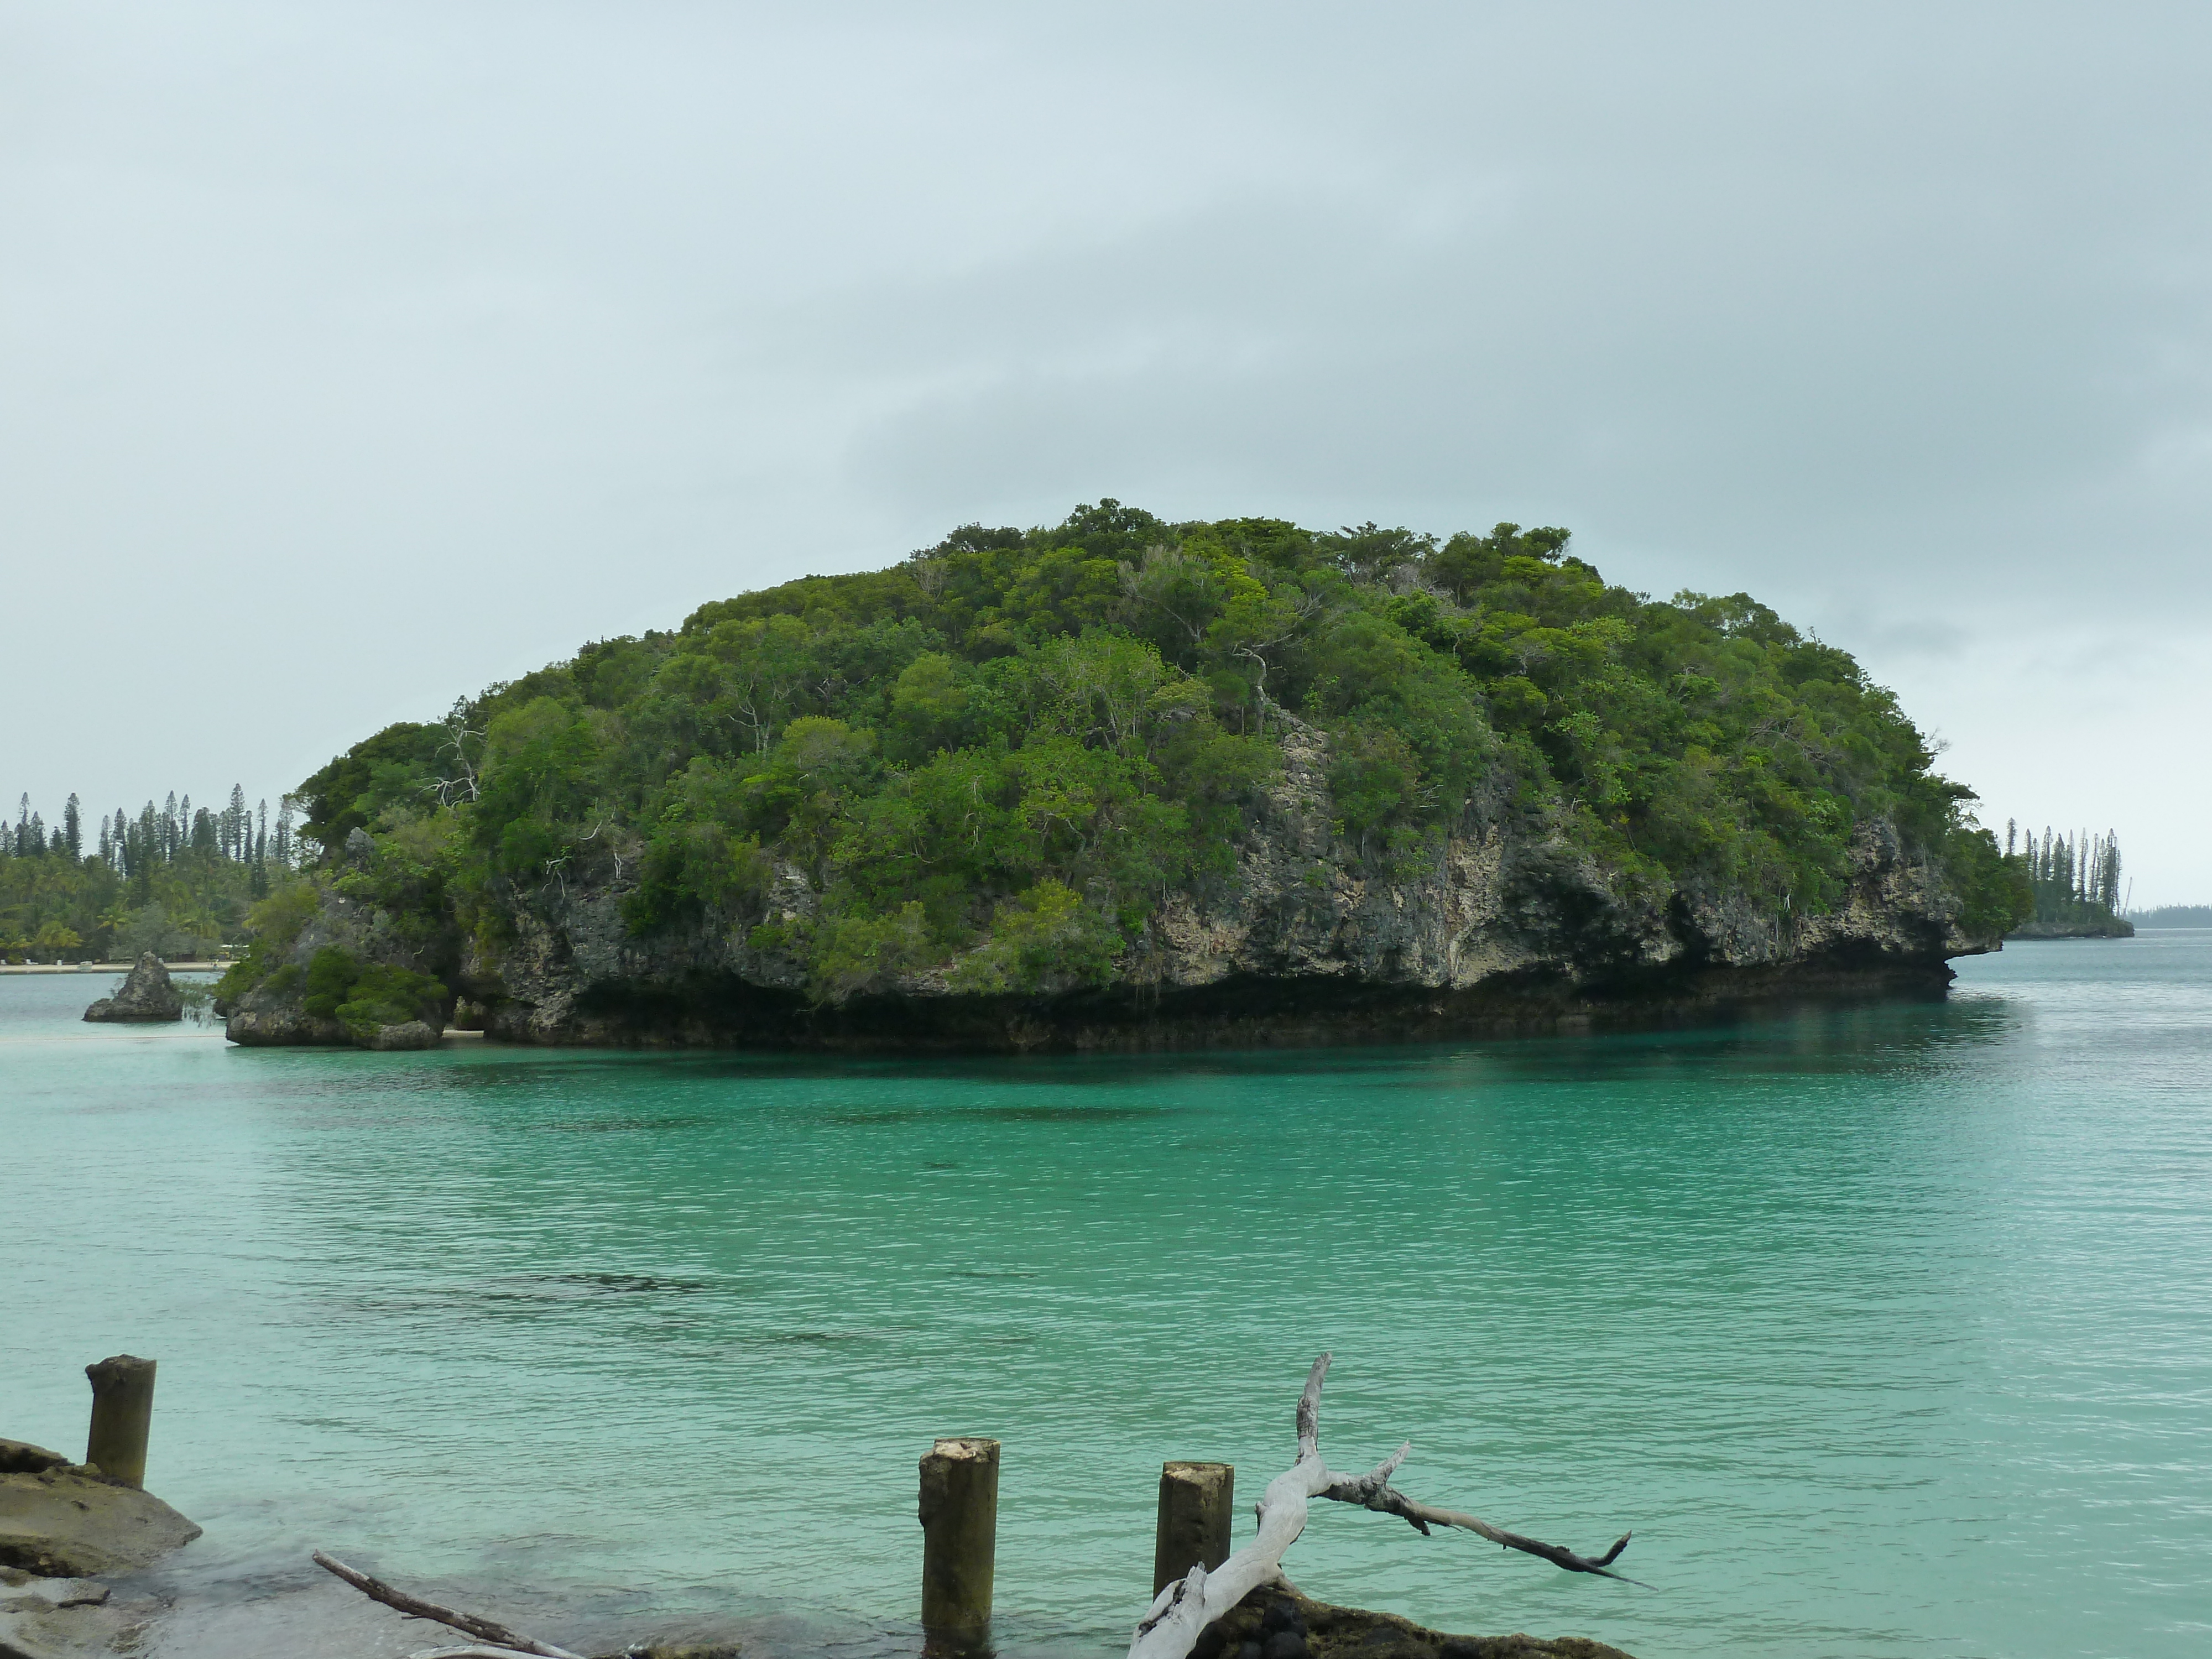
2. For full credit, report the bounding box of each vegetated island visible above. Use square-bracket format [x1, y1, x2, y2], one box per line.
[213, 503, 2033, 1052]
[2001, 823, 2133, 939]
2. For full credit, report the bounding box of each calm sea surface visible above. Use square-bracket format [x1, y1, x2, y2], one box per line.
[6, 937, 2209, 1659]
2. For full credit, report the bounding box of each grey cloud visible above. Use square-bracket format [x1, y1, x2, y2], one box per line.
[4, 0, 2209, 894]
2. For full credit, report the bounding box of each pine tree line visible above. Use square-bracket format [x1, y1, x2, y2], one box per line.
[2, 786, 306, 961]
[11, 789, 300, 880]
[2003, 819, 2124, 927]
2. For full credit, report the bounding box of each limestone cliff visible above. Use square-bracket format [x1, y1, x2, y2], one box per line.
[231, 722, 1994, 1053]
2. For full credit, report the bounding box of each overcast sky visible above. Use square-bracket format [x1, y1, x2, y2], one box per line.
[4, 2, 2206, 903]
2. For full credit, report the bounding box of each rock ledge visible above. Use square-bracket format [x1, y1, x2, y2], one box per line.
[0, 1441, 201, 1579]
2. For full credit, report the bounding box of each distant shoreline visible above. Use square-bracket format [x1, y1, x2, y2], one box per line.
[0, 961, 227, 975]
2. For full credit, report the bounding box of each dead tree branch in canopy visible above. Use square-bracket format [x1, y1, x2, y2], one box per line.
[1128, 1355, 1642, 1659]
[312, 1552, 585, 1659]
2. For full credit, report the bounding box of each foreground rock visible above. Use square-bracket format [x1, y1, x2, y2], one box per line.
[0, 1441, 200, 1579]
[1197, 1585, 1634, 1659]
[0, 1564, 164, 1659]
[80, 956, 181, 1024]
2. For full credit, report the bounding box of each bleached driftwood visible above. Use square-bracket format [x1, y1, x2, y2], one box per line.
[1129, 1355, 1639, 1659]
[312, 1551, 584, 1659]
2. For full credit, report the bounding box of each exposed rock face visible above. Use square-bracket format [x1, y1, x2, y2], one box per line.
[457, 726, 1994, 1050]
[80, 956, 181, 1024]
[0, 1563, 158, 1659]
[225, 1004, 443, 1051]
[231, 724, 2000, 1053]
[1197, 1584, 1635, 1659]
[361, 1019, 439, 1051]
[222, 1005, 351, 1046]
[0, 1444, 200, 1579]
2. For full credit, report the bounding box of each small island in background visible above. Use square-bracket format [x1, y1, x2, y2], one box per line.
[2002, 823, 2133, 939]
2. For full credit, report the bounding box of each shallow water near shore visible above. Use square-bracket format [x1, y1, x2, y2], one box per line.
[6, 938, 2210, 1659]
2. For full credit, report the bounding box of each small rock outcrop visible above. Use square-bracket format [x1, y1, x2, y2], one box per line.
[80, 956, 182, 1024]
[0, 1441, 200, 1579]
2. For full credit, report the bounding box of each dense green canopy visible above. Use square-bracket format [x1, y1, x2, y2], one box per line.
[286, 502, 2025, 1001]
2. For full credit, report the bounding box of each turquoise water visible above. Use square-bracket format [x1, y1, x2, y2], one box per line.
[5, 940, 2209, 1659]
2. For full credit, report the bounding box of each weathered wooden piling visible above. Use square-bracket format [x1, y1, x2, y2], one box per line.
[84, 1354, 156, 1488]
[1153, 1461, 1234, 1593]
[919, 1436, 999, 1641]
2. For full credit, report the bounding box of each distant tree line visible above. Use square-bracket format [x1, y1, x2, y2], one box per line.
[2128, 903, 2212, 928]
[1, 786, 302, 962]
[2005, 820, 2125, 931]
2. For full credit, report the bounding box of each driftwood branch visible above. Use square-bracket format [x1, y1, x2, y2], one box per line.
[1129, 1355, 1641, 1659]
[312, 1552, 585, 1659]
[1322, 1478, 1645, 1584]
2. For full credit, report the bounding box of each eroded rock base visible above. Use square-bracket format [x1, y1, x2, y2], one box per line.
[474, 956, 1951, 1053]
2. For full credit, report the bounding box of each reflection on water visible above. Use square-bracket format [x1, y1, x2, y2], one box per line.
[6, 938, 2209, 1659]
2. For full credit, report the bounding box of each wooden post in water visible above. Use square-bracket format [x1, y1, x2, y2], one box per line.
[919, 1436, 999, 1644]
[1153, 1462, 1234, 1593]
[84, 1354, 156, 1488]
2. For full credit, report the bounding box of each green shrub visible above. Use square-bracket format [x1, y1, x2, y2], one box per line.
[948, 881, 1120, 995]
[298, 945, 445, 1035]
[212, 879, 325, 1001]
[807, 902, 935, 1001]
[333, 962, 447, 1037]
[301, 946, 362, 1017]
